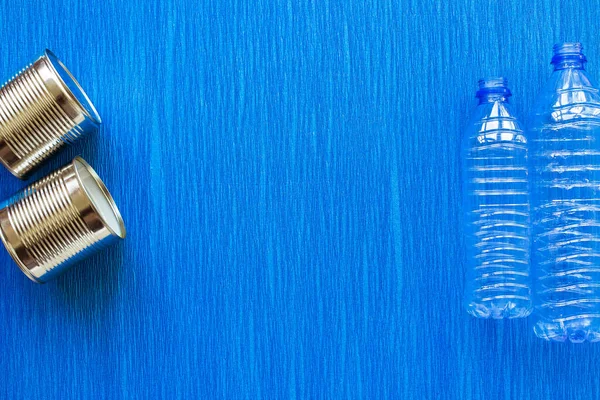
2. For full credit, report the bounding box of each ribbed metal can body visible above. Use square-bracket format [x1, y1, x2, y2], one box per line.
[0, 50, 101, 178]
[0, 157, 125, 283]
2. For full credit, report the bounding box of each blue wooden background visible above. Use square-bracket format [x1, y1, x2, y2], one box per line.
[0, 0, 599, 398]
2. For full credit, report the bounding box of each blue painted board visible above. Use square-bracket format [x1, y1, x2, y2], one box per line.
[0, 0, 599, 398]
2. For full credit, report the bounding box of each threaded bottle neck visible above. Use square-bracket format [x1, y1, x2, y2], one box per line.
[476, 77, 511, 104]
[552, 42, 586, 70]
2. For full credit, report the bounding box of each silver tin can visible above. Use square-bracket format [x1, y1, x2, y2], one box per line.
[0, 50, 101, 178]
[0, 157, 125, 282]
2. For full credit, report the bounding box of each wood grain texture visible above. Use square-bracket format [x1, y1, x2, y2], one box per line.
[0, 0, 598, 398]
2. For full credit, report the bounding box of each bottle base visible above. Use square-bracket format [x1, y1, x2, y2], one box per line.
[466, 300, 532, 319]
[534, 319, 600, 343]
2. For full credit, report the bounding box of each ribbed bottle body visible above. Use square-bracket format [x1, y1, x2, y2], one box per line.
[530, 50, 600, 341]
[463, 79, 532, 319]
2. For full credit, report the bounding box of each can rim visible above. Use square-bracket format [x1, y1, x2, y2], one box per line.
[73, 157, 126, 239]
[44, 49, 102, 125]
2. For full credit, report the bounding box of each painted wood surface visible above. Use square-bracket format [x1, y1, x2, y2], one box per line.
[0, 0, 598, 398]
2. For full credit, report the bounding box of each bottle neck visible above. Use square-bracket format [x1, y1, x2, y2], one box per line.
[476, 78, 511, 104]
[478, 94, 510, 104]
[552, 42, 587, 70]
[553, 59, 586, 70]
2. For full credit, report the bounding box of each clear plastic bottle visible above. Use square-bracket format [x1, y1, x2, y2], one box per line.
[462, 77, 532, 319]
[530, 43, 600, 342]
